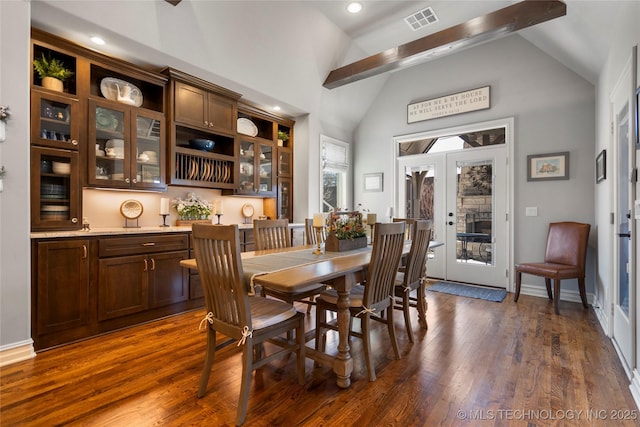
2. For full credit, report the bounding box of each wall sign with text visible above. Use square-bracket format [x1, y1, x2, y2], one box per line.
[407, 86, 490, 123]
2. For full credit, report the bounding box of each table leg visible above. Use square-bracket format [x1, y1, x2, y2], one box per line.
[333, 286, 353, 388]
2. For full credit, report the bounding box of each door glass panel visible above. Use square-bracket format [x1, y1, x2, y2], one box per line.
[135, 115, 161, 184]
[455, 159, 493, 265]
[39, 98, 72, 144]
[259, 143, 272, 193]
[617, 103, 630, 315]
[40, 152, 72, 222]
[404, 163, 436, 259]
[239, 140, 255, 191]
[94, 106, 125, 182]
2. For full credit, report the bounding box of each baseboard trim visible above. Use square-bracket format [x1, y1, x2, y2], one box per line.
[0, 340, 35, 367]
[516, 283, 592, 305]
[630, 370, 640, 411]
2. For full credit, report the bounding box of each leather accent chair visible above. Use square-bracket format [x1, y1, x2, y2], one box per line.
[514, 221, 591, 314]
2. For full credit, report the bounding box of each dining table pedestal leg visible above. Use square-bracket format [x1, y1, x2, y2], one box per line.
[334, 287, 353, 388]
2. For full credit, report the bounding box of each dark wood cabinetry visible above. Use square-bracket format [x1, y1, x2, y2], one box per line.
[164, 68, 240, 189]
[33, 239, 90, 348]
[98, 234, 189, 321]
[31, 232, 198, 351]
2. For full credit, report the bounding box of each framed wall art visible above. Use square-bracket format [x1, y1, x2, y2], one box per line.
[363, 172, 383, 192]
[596, 149, 606, 183]
[527, 152, 569, 181]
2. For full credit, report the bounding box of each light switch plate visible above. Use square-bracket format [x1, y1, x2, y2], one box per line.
[525, 207, 538, 217]
[635, 200, 640, 219]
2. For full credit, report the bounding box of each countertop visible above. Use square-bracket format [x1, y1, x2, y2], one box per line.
[30, 223, 305, 239]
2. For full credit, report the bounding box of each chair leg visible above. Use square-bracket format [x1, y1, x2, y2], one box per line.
[578, 277, 589, 308]
[545, 278, 553, 300]
[198, 328, 216, 398]
[361, 314, 376, 381]
[553, 279, 561, 314]
[402, 291, 414, 343]
[296, 318, 306, 385]
[306, 295, 315, 314]
[387, 306, 401, 360]
[514, 271, 522, 302]
[237, 338, 254, 426]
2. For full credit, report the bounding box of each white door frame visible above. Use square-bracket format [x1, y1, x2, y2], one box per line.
[393, 117, 515, 290]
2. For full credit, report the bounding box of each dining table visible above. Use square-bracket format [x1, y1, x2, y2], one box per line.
[180, 242, 415, 388]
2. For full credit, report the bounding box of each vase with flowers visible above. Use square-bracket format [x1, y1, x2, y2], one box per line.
[325, 208, 368, 252]
[172, 192, 213, 223]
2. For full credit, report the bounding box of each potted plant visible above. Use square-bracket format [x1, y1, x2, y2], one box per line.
[33, 54, 74, 92]
[277, 130, 289, 147]
[325, 208, 368, 252]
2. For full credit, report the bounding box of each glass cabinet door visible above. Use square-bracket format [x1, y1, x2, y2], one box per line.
[278, 149, 292, 177]
[31, 90, 79, 151]
[239, 140, 256, 192]
[133, 112, 164, 188]
[258, 143, 274, 194]
[278, 177, 292, 221]
[31, 146, 80, 230]
[89, 100, 130, 187]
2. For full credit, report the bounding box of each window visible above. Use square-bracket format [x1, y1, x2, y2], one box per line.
[321, 135, 350, 213]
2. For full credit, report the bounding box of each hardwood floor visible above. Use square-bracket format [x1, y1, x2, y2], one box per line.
[2, 289, 638, 426]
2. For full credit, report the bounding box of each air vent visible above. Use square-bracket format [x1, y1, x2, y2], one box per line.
[404, 6, 438, 31]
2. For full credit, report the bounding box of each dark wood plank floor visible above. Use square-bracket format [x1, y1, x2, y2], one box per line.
[2, 289, 638, 426]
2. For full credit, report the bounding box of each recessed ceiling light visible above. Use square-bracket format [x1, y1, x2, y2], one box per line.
[90, 36, 105, 45]
[347, 2, 362, 14]
[273, 106, 281, 111]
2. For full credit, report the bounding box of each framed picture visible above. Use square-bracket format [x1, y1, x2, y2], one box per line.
[363, 172, 383, 192]
[596, 149, 606, 183]
[527, 152, 569, 181]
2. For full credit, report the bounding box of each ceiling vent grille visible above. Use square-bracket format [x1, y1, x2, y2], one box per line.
[404, 6, 438, 31]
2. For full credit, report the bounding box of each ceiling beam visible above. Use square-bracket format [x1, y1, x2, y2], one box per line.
[165, 0, 182, 6]
[323, 0, 566, 89]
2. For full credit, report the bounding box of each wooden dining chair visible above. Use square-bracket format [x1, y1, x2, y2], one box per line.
[315, 221, 406, 381]
[514, 221, 591, 314]
[192, 224, 305, 426]
[393, 219, 432, 342]
[305, 218, 326, 245]
[253, 218, 291, 251]
[255, 218, 324, 312]
[393, 217, 416, 240]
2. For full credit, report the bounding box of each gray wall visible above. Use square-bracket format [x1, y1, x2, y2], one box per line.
[353, 34, 596, 295]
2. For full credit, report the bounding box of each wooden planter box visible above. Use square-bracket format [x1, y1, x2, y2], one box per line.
[175, 219, 212, 226]
[325, 234, 367, 252]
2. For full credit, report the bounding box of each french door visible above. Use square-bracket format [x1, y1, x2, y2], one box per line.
[611, 58, 635, 373]
[397, 145, 508, 287]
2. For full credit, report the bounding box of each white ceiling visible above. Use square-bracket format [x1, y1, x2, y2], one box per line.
[310, 0, 628, 85]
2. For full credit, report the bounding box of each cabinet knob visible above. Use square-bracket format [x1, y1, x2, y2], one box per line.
[125, 178, 130, 183]
[71, 139, 78, 146]
[132, 178, 137, 184]
[71, 217, 78, 224]
[204, 120, 209, 126]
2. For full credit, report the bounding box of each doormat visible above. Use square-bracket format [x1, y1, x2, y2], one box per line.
[427, 281, 507, 302]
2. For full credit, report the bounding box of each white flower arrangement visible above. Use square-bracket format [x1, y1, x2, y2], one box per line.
[172, 192, 213, 219]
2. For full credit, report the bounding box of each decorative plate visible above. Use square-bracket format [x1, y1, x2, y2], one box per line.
[120, 199, 143, 220]
[100, 77, 143, 107]
[242, 203, 255, 219]
[237, 118, 258, 137]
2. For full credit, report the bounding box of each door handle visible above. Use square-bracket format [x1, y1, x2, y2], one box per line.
[448, 221, 454, 226]
[617, 232, 631, 239]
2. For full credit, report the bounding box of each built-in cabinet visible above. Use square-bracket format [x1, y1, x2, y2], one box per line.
[32, 239, 91, 348]
[164, 68, 240, 189]
[30, 29, 168, 231]
[31, 232, 197, 351]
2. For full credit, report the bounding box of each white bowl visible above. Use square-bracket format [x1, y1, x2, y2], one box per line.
[52, 161, 71, 175]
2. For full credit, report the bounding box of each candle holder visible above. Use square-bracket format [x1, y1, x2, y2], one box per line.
[160, 214, 169, 227]
[313, 226, 323, 255]
[215, 213, 223, 225]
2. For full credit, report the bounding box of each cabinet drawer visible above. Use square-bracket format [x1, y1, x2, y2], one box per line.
[99, 234, 189, 257]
